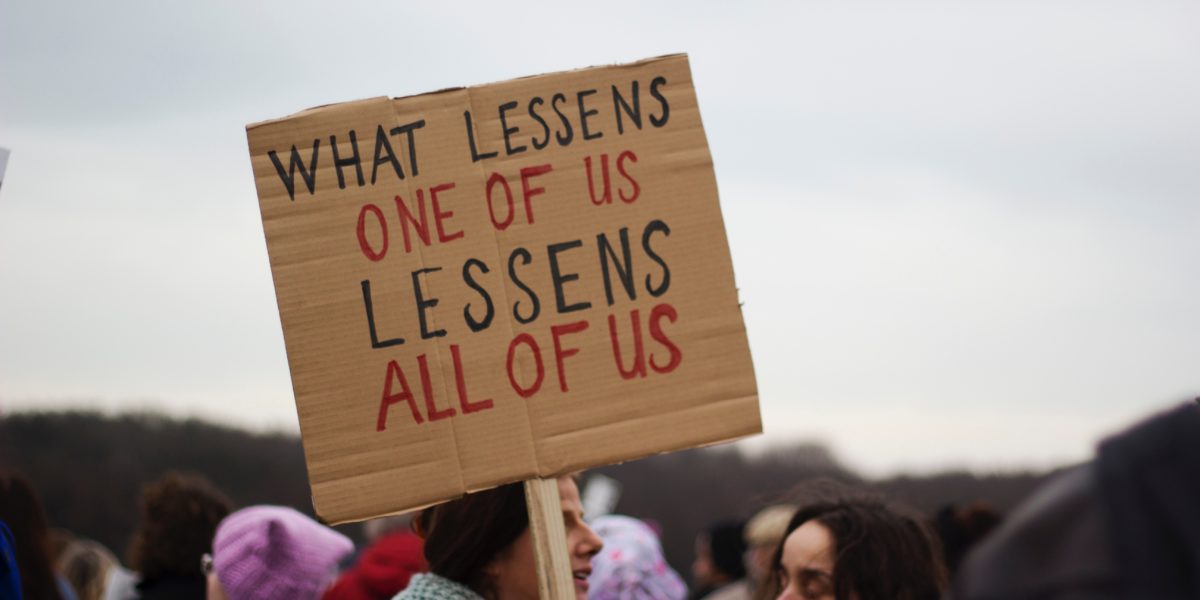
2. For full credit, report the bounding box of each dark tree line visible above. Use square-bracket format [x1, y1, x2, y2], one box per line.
[0, 411, 321, 561]
[590, 444, 1053, 574]
[0, 410, 1054, 579]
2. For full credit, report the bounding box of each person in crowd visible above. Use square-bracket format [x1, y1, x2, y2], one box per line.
[323, 514, 427, 600]
[0, 471, 76, 600]
[362, 516, 411, 544]
[101, 562, 138, 600]
[691, 521, 749, 600]
[126, 471, 233, 600]
[335, 515, 415, 571]
[931, 502, 1001, 580]
[757, 491, 946, 600]
[204, 505, 353, 600]
[587, 514, 687, 600]
[691, 523, 744, 600]
[58, 538, 120, 600]
[395, 475, 603, 600]
[742, 505, 795, 598]
[956, 400, 1200, 599]
[49, 530, 76, 569]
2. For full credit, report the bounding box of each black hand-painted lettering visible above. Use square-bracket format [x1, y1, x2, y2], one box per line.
[465, 110, 498, 162]
[612, 81, 642, 134]
[508, 247, 541, 324]
[528, 97, 551, 150]
[649, 76, 670, 128]
[598, 228, 636, 305]
[551, 93, 574, 146]
[577, 89, 603, 141]
[391, 119, 426, 177]
[548, 240, 592, 313]
[361, 279, 405, 348]
[642, 219, 671, 296]
[330, 130, 364, 189]
[268, 139, 320, 201]
[412, 267, 447, 339]
[371, 125, 405, 184]
[499, 101, 527, 156]
[462, 258, 495, 332]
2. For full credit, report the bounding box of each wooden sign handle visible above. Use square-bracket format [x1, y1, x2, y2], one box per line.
[524, 478, 575, 599]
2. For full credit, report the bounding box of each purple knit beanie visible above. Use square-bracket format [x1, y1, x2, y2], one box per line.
[212, 505, 353, 600]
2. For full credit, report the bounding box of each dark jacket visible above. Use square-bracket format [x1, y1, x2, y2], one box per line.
[956, 402, 1200, 600]
[136, 574, 207, 600]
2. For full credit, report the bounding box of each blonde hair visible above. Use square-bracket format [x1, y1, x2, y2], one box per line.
[58, 539, 118, 600]
[744, 504, 797, 547]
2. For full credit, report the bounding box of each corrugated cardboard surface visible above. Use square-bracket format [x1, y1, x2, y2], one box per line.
[247, 54, 759, 524]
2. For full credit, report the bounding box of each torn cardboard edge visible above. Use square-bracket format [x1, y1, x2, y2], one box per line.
[245, 53, 688, 133]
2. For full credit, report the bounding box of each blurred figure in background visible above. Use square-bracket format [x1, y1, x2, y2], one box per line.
[932, 502, 1001, 580]
[0, 471, 75, 600]
[588, 515, 687, 600]
[691, 522, 748, 600]
[322, 513, 426, 600]
[758, 491, 946, 600]
[57, 538, 128, 600]
[956, 401, 1200, 600]
[741, 506, 795, 598]
[205, 505, 353, 600]
[101, 559, 138, 600]
[126, 472, 232, 600]
[49, 530, 76, 569]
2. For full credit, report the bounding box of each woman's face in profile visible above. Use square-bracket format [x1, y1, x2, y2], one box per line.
[775, 520, 844, 600]
[485, 477, 603, 600]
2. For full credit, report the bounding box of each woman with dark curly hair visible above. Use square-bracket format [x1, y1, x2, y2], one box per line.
[758, 491, 946, 600]
[126, 472, 233, 600]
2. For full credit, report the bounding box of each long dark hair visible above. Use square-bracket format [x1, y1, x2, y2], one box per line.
[758, 492, 947, 600]
[0, 472, 64, 600]
[414, 482, 528, 596]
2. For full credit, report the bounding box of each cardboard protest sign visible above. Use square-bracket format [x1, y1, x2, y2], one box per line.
[247, 54, 759, 524]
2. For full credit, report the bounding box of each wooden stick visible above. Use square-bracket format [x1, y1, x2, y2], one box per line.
[524, 478, 575, 599]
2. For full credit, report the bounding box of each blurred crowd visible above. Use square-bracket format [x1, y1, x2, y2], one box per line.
[1, 401, 1196, 600]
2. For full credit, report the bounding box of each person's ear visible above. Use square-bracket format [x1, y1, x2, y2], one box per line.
[479, 559, 502, 600]
[483, 550, 508, 587]
[484, 558, 501, 578]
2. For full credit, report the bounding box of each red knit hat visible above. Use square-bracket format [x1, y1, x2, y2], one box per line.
[322, 530, 427, 600]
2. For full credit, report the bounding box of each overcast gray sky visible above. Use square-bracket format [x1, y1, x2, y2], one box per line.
[2, 1, 1197, 476]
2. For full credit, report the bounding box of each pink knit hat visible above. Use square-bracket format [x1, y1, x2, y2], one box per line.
[212, 505, 354, 600]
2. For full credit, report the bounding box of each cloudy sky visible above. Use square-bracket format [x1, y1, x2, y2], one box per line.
[2, 1, 1197, 476]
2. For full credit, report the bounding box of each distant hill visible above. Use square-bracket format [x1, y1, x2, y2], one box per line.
[0, 410, 1054, 580]
[0, 411, 321, 560]
[590, 442, 1054, 576]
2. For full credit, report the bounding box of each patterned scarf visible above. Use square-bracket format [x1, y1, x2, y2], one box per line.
[392, 573, 485, 600]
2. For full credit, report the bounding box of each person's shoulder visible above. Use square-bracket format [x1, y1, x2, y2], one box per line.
[393, 573, 482, 600]
[703, 580, 752, 600]
[103, 567, 140, 600]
